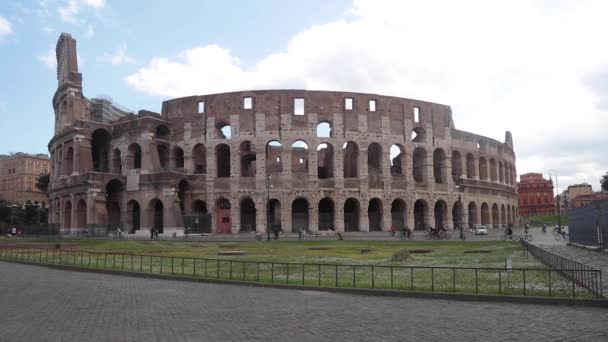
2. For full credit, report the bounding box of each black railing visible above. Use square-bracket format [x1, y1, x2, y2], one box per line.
[521, 240, 603, 298]
[0, 247, 602, 299]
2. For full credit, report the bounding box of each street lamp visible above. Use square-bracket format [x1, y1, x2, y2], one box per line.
[266, 174, 271, 241]
[549, 170, 562, 228]
[455, 182, 464, 240]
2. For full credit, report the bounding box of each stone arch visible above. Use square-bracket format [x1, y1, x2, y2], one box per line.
[433, 148, 446, 184]
[292, 198, 309, 232]
[65, 147, 74, 175]
[240, 141, 256, 177]
[155, 125, 170, 140]
[414, 199, 429, 230]
[216, 197, 231, 234]
[481, 202, 490, 225]
[452, 200, 463, 230]
[91, 129, 111, 172]
[499, 162, 504, 183]
[105, 179, 124, 230]
[344, 198, 360, 232]
[501, 204, 506, 228]
[368, 142, 383, 175]
[506, 205, 511, 224]
[479, 157, 488, 180]
[412, 127, 425, 143]
[267, 198, 281, 233]
[468, 202, 478, 228]
[490, 158, 497, 182]
[434, 200, 448, 229]
[127, 143, 142, 170]
[492, 203, 499, 228]
[177, 179, 190, 215]
[173, 146, 185, 169]
[451, 150, 462, 182]
[317, 143, 334, 179]
[343, 141, 359, 178]
[127, 200, 140, 233]
[240, 197, 256, 232]
[412, 147, 426, 183]
[76, 199, 86, 229]
[191, 200, 210, 233]
[266, 140, 283, 174]
[149, 198, 164, 234]
[466, 153, 475, 178]
[63, 200, 72, 230]
[192, 144, 207, 174]
[291, 140, 309, 173]
[316, 121, 332, 138]
[216, 143, 231, 178]
[368, 198, 383, 231]
[389, 144, 405, 176]
[157, 145, 169, 170]
[318, 197, 335, 231]
[215, 121, 231, 139]
[112, 148, 122, 174]
[391, 199, 407, 230]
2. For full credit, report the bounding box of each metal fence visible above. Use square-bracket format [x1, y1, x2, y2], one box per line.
[568, 199, 608, 249]
[0, 247, 602, 299]
[521, 240, 602, 298]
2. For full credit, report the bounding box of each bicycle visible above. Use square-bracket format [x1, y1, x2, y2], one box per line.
[554, 232, 569, 241]
[112, 230, 125, 239]
[501, 233, 519, 241]
[398, 229, 413, 240]
[425, 229, 448, 240]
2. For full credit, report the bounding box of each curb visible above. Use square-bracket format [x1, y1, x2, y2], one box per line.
[2, 259, 607, 308]
[567, 242, 605, 252]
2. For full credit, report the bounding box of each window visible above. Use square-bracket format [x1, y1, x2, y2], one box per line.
[198, 101, 205, 114]
[345, 98, 353, 110]
[414, 107, 420, 123]
[243, 97, 253, 109]
[294, 98, 304, 115]
[369, 100, 376, 112]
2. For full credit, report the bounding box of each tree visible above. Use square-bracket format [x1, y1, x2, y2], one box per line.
[601, 172, 608, 192]
[36, 173, 50, 193]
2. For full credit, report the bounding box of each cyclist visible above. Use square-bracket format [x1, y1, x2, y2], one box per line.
[542, 224, 547, 233]
[401, 226, 412, 239]
[116, 227, 123, 238]
[556, 225, 566, 239]
[524, 224, 529, 235]
[184, 226, 191, 239]
[505, 225, 513, 237]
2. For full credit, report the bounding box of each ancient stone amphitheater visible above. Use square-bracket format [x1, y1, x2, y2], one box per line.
[48, 33, 518, 236]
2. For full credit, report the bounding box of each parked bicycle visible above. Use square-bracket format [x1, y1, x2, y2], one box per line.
[425, 227, 448, 240]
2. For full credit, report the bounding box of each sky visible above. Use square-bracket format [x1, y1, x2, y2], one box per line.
[1, 0, 607, 192]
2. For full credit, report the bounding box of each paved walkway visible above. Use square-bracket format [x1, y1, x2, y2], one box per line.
[1, 262, 607, 342]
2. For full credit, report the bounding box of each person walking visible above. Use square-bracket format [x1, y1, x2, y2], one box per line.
[150, 228, 154, 240]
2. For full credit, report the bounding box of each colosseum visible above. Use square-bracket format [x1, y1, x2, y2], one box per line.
[48, 33, 519, 236]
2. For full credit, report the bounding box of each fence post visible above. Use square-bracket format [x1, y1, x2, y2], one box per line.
[475, 268, 478, 294]
[286, 263, 289, 284]
[452, 268, 456, 292]
[353, 265, 356, 288]
[171, 257, 174, 275]
[335, 265, 338, 287]
[499, 271, 502, 295]
[431, 268, 435, 292]
[372, 266, 375, 289]
[410, 267, 414, 290]
[193, 258, 197, 277]
[391, 267, 394, 290]
[548, 270, 552, 297]
[182, 257, 185, 276]
[318, 264, 321, 286]
[160, 256, 163, 274]
[271, 263, 274, 283]
[230, 260, 233, 280]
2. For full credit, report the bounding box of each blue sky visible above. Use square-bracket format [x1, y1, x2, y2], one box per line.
[1, 0, 608, 191]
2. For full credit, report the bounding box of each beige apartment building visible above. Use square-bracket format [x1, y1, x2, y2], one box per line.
[0, 153, 50, 205]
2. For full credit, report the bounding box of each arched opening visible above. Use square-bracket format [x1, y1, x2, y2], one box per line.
[507, 205, 512, 225]
[499, 162, 504, 183]
[368, 143, 383, 175]
[468, 202, 478, 228]
[91, 129, 111, 172]
[412, 147, 426, 183]
[479, 157, 488, 180]
[452, 201, 463, 230]
[292, 198, 309, 232]
[177, 179, 190, 215]
[76, 199, 86, 229]
[391, 199, 406, 230]
[501, 204, 506, 228]
[216, 122, 231, 139]
[240, 141, 256, 177]
[155, 125, 170, 140]
[452, 151, 462, 182]
[267, 199, 281, 233]
[344, 198, 360, 232]
[316, 121, 332, 138]
[434, 200, 448, 229]
[343, 142, 359, 178]
[317, 143, 334, 179]
[106, 179, 124, 230]
[490, 159, 497, 182]
[191, 200, 211, 233]
[412, 127, 425, 143]
[127, 143, 142, 170]
[433, 148, 446, 184]
[127, 200, 140, 233]
[216, 198, 231, 234]
[65, 147, 74, 175]
[192, 144, 207, 174]
[481, 202, 490, 225]
[368, 198, 383, 231]
[291, 140, 309, 173]
[318, 198, 335, 231]
[414, 199, 428, 230]
[63, 201, 72, 230]
[216, 144, 231, 178]
[173, 146, 184, 169]
[266, 140, 283, 174]
[466, 153, 475, 178]
[492, 203, 499, 228]
[150, 199, 164, 234]
[389, 144, 405, 176]
[157, 145, 169, 170]
[239, 198, 256, 232]
[113, 148, 122, 174]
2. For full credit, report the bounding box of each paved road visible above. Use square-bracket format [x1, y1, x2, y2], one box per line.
[1, 262, 607, 342]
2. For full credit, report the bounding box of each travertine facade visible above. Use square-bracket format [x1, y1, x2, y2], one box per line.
[0, 153, 49, 205]
[48, 33, 519, 236]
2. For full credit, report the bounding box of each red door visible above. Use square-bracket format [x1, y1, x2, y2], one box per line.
[217, 208, 231, 234]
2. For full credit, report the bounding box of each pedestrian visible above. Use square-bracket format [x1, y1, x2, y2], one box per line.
[524, 223, 529, 235]
[542, 224, 547, 233]
[154, 228, 159, 240]
[298, 227, 303, 240]
[150, 228, 154, 240]
[273, 227, 279, 240]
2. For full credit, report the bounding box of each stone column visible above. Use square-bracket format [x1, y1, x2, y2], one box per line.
[360, 199, 369, 232]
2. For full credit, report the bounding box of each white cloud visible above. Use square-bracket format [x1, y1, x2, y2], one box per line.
[126, 0, 608, 190]
[38, 48, 56, 69]
[103, 42, 135, 65]
[85, 23, 94, 38]
[58, 0, 105, 25]
[0, 16, 13, 38]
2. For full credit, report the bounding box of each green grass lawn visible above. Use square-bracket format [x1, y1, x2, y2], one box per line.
[527, 214, 568, 226]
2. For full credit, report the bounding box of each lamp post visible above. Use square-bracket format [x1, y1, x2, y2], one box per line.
[549, 170, 562, 228]
[456, 181, 464, 240]
[266, 174, 271, 241]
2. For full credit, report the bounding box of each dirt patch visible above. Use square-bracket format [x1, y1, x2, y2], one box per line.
[464, 250, 491, 254]
[219, 245, 239, 248]
[0, 243, 80, 250]
[217, 251, 246, 256]
[308, 247, 330, 250]
[408, 249, 432, 254]
[360, 249, 374, 254]
[391, 249, 410, 261]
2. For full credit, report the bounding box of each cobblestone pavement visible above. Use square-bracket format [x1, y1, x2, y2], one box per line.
[1, 262, 607, 342]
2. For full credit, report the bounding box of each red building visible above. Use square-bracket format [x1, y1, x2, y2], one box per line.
[517, 173, 554, 217]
